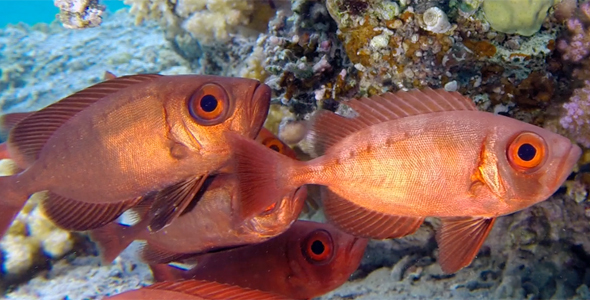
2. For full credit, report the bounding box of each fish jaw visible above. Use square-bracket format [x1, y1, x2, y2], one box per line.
[541, 142, 582, 195]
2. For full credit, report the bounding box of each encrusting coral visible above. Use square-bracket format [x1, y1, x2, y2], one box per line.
[482, 0, 561, 36]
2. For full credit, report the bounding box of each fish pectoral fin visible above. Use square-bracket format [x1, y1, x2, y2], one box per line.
[148, 174, 209, 232]
[322, 188, 424, 239]
[141, 243, 195, 264]
[436, 216, 496, 274]
[41, 191, 143, 231]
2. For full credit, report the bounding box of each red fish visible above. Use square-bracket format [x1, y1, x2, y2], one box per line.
[0, 74, 270, 238]
[89, 128, 306, 264]
[226, 88, 581, 273]
[104, 280, 291, 300]
[150, 220, 368, 300]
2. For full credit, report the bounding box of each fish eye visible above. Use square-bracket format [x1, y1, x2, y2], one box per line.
[302, 229, 334, 264]
[262, 137, 285, 154]
[507, 132, 547, 172]
[188, 83, 230, 125]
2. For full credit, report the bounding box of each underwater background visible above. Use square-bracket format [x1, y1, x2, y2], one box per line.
[0, 0, 590, 299]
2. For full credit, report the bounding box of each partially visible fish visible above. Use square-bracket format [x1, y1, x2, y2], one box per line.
[0, 74, 271, 238]
[104, 280, 292, 300]
[150, 220, 368, 300]
[89, 128, 306, 264]
[226, 88, 581, 273]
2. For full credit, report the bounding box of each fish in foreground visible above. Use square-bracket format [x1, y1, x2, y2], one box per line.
[227, 88, 582, 274]
[149, 220, 368, 300]
[104, 279, 292, 300]
[0, 74, 271, 238]
[89, 128, 306, 264]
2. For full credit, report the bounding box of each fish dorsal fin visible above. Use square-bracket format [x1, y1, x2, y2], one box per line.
[436, 217, 496, 274]
[0, 112, 34, 139]
[322, 188, 424, 239]
[7, 74, 162, 166]
[311, 89, 477, 154]
[41, 191, 143, 231]
[147, 280, 292, 300]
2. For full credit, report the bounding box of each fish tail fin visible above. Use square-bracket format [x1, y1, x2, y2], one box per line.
[88, 221, 142, 264]
[0, 175, 30, 238]
[226, 132, 303, 221]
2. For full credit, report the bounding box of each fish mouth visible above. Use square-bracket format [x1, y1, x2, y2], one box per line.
[558, 143, 582, 177]
[249, 83, 272, 138]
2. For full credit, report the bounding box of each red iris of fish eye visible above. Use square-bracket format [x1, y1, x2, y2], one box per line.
[507, 132, 547, 172]
[303, 230, 334, 263]
[189, 83, 229, 124]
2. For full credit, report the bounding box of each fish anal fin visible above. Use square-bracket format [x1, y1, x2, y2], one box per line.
[8, 74, 162, 166]
[147, 280, 291, 300]
[322, 188, 424, 239]
[148, 174, 208, 232]
[149, 263, 187, 281]
[89, 221, 144, 264]
[436, 216, 496, 274]
[41, 192, 142, 231]
[141, 244, 194, 264]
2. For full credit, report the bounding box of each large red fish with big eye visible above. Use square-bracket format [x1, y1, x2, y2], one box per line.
[148, 220, 368, 300]
[0, 74, 270, 238]
[226, 88, 581, 274]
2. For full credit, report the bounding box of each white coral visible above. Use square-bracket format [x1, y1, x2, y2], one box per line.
[421, 7, 452, 34]
[125, 0, 256, 43]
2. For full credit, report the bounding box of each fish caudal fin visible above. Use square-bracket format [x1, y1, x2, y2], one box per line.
[226, 132, 300, 221]
[0, 175, 30, 238]
[436, 217, 496, 274]
[322, 188, 424, 239]
[89, 222, 141, 264]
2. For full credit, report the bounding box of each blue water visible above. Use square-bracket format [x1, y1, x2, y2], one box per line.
[0, 0, 129, 27]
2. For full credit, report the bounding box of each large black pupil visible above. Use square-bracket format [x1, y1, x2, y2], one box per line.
[200, 95, 218, 112]
[517, 143, 536, 161]
[311, 240, 325, 255]
[270, 145, 280, 152]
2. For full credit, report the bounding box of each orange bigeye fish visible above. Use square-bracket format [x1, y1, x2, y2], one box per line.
[104, 280, 292, 300]
[226, 88, 582, 274]
[149, 220, 368, 300]
[0, 74, 271, 238]
[89, 128, 306, 264]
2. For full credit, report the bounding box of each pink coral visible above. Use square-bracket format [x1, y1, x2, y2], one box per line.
[558, 2, 590, 62]
[560, 81, 590, 147]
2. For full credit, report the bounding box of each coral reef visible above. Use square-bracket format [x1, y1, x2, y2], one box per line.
[0, 159, 76, 284]
[560, 82, 590, 148]
[54, 0, 106, 29]
[319, 194, 590, 300]
[482, 0, 560, 36]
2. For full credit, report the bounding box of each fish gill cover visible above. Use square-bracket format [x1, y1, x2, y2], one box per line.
[0, 0, 589, 299]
